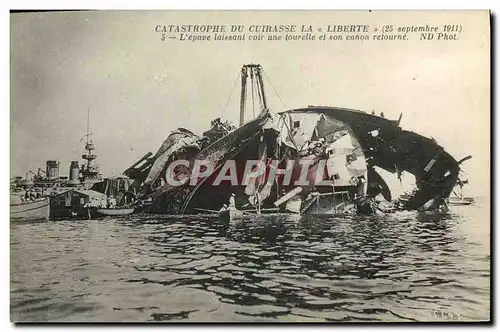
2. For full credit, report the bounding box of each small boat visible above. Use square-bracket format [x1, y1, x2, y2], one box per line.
[447, 180, 475, 206]
[95, 208, 135, 216]
[447, 176, 474, 205]
[218, 208, 244, 223]
[10, 197, 50, 221]
[448, 196, 475, 206]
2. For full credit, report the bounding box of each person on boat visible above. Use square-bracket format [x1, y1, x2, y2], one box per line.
[89, 197, 100, 208]
[228, 193, 236, 210]
[83, 200, 92, 219]
[17, 188, 26, 203]
[108, 196, 117, 209]
[106, 196, 117, 209]
[219, 204, 228, 212]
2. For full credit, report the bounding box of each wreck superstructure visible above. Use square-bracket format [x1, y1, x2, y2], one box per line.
[125, 64, 466, 215]
[280, 107, 461, 211]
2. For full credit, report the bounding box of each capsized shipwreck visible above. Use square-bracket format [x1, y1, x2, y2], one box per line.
[124, 64, 470, 216]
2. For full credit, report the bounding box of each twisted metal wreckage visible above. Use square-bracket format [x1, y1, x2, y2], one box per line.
[121, 64, 471, 216]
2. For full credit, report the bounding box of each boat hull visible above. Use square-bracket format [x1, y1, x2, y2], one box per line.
[448, 197, 474, 206]
[10, 198, 50, 221]
[218, 209, 244, 223]
[95, 208, 134, 216]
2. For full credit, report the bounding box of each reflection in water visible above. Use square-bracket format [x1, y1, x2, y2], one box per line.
[10, 199, 490, 322]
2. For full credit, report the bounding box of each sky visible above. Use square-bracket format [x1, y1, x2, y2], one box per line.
[10, 10, 490, 196]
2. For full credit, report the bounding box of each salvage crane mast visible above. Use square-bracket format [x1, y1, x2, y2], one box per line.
[239, 64, 271, 214]
[239, 64, 268, 126]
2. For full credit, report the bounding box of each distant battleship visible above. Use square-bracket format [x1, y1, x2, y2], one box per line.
[11, 109, 103, 190]
[10, 110, 134, 220]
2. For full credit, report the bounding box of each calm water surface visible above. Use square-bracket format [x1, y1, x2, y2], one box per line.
[10, 198, 490, 322]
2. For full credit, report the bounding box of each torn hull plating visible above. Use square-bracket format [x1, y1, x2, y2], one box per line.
[132, 106, 460, 215]
[139, 110, 276, 214]
[283, 106, 460, 211]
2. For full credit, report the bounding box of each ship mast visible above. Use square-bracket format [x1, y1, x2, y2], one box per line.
[81, 108, 100, 181]
[86, 107, 91, 145]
